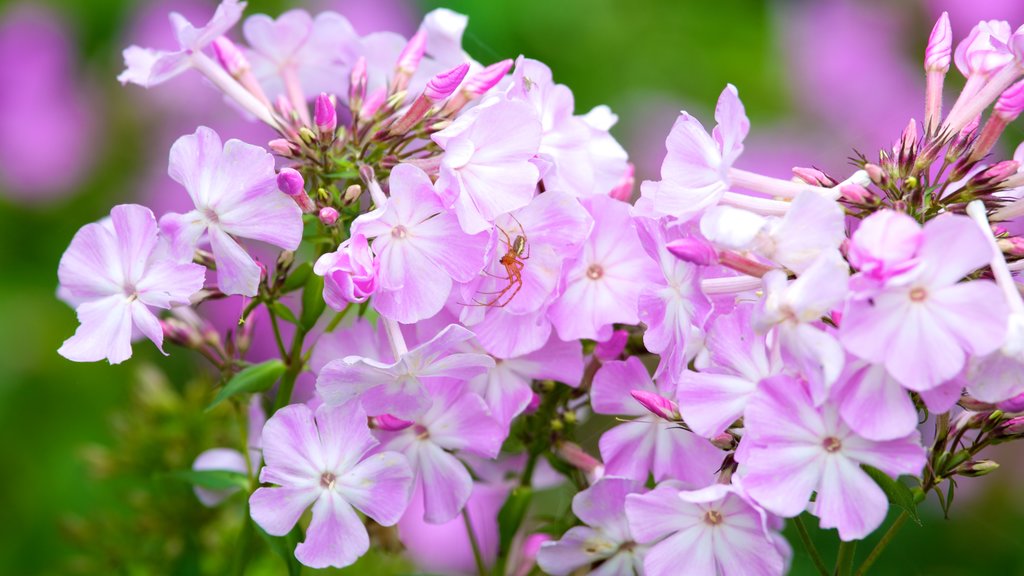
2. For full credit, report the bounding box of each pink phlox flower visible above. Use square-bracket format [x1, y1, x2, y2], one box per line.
[316, 323, 494, 419]
[506, 56, 629, 197]
[379, 379, 505, 523]
[159, 126, 302, 297]
[351, 163, 489, 323]
[677, 302, 782, 438]
[830, 360, 919, 442]
[840, 214, 1008, 391]
[249, 402, 414, 569]
[58, 204, 206, 364]
[537, 476, 647, 576]
[433, 98, 543, 234]
[549, 195, 661, 341]
[591, 357, 723, 486]
[309, 317, 394, 376]
[639, 84, 749, 221]
[118, 0, 245, 87]
[314, 233, 380, 308]
[955, 20, 1018, 78]
[635, 216, 712, 384]
[739, 375, 926, 541]
[846, 209, 924, 292]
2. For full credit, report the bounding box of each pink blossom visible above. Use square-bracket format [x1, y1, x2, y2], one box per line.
[58, 204, 205, 364]
[639, 84, 749, 220]
[249, 402, 413, 569]
[955, 20, 1017, 78]
[507, 56, 629, 198]
[594, 329, 629, 362]
[351, 163, 489, 323]
[739, 375, 926, 541]
[537, 477, 647, 576]
[433, 99, 542, 234]
[379, 380, 505, 523]
[160, 127, 302, 296]
[316, 324, 493, 419]
[847, 209, 923, 287]
[549, 196, 660, 341]
[314, 234, 380, 308]
[830, 361, 919, 441]
[625, 481, 788, 576]
[591, 357, 723, 486]
[191, 448, 247, 507]
[840, 215, 1008, 391]
[677, 303, 781, 438]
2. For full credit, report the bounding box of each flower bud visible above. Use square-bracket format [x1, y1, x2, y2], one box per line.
[349, 56, 367, 107]
[396, 29, 427, 74]
[524, 392, 541, 414]
[464, 59, 514, 97]
[359, 87, 387, 119]
[319, 206, 339, 226]
[277, 168, 315, 212]
[864, 163, 886, 185]
[997, 415, 1024, 437]
[960, 396, 996, 412]
[999, 391, 1024, 413]
[710, 432, 737, 451]
[956, 459, 1000, 477]
[995, 79, 1024, 122]
[212, 37, 249, 76]
[314, 92, 337, 136]
[630, 390, 680, 421]
[792, 166, 831, 186]
[424, 63, 470, 102]
[839, 183, 872, 203]
[161, 317, 203, 348]
[609, 163, 635, 201]
[556, 442, 604, 480]
[267, 138, 298, 157]
[594, 329, 629, 361]
[925, 12, 952, 72]
[666, 237, 719, 266]
[978, 160, 1020, 184]
[343, 184, 362, 204]
[372, 414, 415, 432]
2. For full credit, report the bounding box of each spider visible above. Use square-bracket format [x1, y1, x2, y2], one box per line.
[471, 218, 530, 308]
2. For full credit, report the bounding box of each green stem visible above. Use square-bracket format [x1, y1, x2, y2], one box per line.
[267, 305, 289, 359]
[274, 326, 308, 413]
[232, 507, 258, 576]
[854, 512, 907, 576]
[463, 509, 488, 576]
[834, 540, 857, 576]
[793, 515, 829, 576]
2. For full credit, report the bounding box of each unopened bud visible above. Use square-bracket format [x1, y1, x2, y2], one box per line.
[464, 59, 514, 97]
[556, 442, 604, 479]
[956, 459, 1000, 477]
[864, 163, 886, 185]
[630, 390, 680, 421]
[960, 396, 996, 412]
[710, 432, 737, 451]
[997, 391, 1024, 412]
[268, 138, 299, 157]
[277, 168, 315, 212]
[358, 164, 376, 186]
[314, 93, 337, 136]
[319, 206, 339, 225]
[161, 318, 203, 348]
[665, 237, 719, 266]
[396, 29, 427, 74]
[212, 37, 249, 76]
[997, 415, 1024, 437]
[298, 126, 317, 144]
[998, 236, 1024, 256]
[978, 160, 1020, 184]
[424, 63, 470, 102]
[995, 80, 1024, 122]
[386, 90, 408, 111]
[839, 183, 873, 203]
[360, 87, 387, 119]
[594, 329, 629, 361]
[792, 166, 831, 186]
[349, 56, 367, 107]
[925, 12, 952, 72]
[609, 164, 635, 201]
[901, 118, 919, 150]
[372, 414, 415, 432]
[343, 184, 362, 204]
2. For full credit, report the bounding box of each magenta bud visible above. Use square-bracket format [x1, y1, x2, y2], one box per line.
[212, 37, 249, 76]
[594, 329, 629, 362]
[864, 163, 885, 184]
[556, 442, 604, 476]
[314, 93, 337, 135]
[463, 59, 514, 96]
[277, 168, 315, 212]
[424, 63, 470, 101]
[995, 80, 1024, 122]
[1001, 236, 1024, 256]
[925, 11, 952, 72]
[710, 432, 737, 451]
[630, 390, 680, 421]
[350, 56, 367, 103]
[318, 206, 339, 225]
[901, 118, 919, 149]
[839, 183, 872, 203]
[609, 163, 635, 201]
[792, 166, 830, 186]
[373, 414, 415, 432]
[980, 160, 1020, 183]
[396, 28, 427, 73]
[666, 237, 719, 266]
[997, 392, 1024, 413]
[268, 138, 298, 157]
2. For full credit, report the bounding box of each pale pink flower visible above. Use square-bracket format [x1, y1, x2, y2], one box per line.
[830, 361, 919, 441]
[847, 209, 923, 289]
[955, 20, 1017, 78]
[314, 234, 379, 308]
[159, 126, 302, 296]
[249, 402, 413, 569]
[58, 204, 205, 364]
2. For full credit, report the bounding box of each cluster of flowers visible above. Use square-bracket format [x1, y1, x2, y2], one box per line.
[56, 1, 1024, 574]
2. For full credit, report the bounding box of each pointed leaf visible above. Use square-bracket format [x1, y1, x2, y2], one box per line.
[861, 464, 922, 526]
[207, 360, 287, 411]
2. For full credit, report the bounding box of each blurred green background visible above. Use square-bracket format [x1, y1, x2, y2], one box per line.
[2, 0, 1024, 574]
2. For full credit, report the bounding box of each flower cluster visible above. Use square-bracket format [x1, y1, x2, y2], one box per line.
[57, 2, 1024, 574]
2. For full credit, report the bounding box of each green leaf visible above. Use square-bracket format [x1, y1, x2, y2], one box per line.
[300, 273, 326, 330]
[168, 469, 249, 491]
[269, 301, 298, 325]
[281, 262, 312, 293]
[207, 360, 287, 411]
[861, 464, 922, 526]
[497, 486, 533, 557]
[256, 522, 304, 576]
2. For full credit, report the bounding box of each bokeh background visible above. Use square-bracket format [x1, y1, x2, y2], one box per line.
[2, 0, 1024, 574]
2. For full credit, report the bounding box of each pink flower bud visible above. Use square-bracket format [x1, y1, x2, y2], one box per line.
[463, 59, 514, 96]
[839, 183, 872, 203]
[630, 390, 680, 421]
[997, 392, 1024, 413]
[925, 12, 952, 72]
[792, 166, 830, 186]
[514, 534, 552, 576]
[556, 442, 604, 477]
[956, 459, 1000, 477]
[277, 168, 315, 212]
[995, 79, 1024, 121]
[666, 237, 719, 266]
[424, 63, 470, 101]
[372, 414, 415, 432]
[608, 163, 635, 201]
[979, 160, 1021, 184]
[594, 329, 629, 361]
[864, 163, 886, 185]
[396, 29, 427, 73]
[349, 56, 367, 104]
[1000, 236, 1024, 256]
[960, 396, 996, 412]
[267, 138, 298, 157]
[710, 432, 737, 451]
[212, 37, 249, 76]
[901, 118, 919, 150]
[314, 92, 337, 135]
[313, 234, 380, 308]
[359, 87, 387, 119]
[319, 206, 339, 225]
